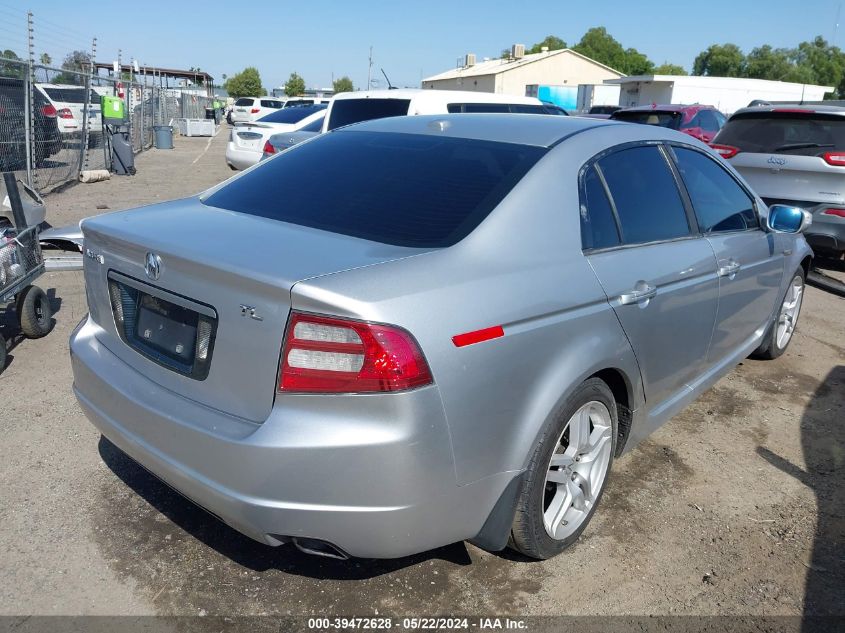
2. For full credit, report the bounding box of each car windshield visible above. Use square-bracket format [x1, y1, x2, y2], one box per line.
[204, 130, 546, 247]
[42, 87, 97, 104]
[714, 111, 845, 155]
[258, 104, 326, 124]
[327, 98, 411, 131]
[612, 111, 683, 129]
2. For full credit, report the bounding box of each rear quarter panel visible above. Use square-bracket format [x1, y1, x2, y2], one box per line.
[291, 135, 645, 485]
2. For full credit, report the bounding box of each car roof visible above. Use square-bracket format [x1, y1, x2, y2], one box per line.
[333, 112, 644, 148]
[615, 104, 716, 114]
[729, 104, 845, 117]
[331, 88, 541, 106]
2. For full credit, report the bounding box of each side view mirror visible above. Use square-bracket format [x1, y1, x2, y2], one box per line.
[767, 204, 812, 234]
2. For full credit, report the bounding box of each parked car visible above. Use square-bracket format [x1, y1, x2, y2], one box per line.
[226, 105, 327, 170]
[322, 89, 555, 133]
[711, 105, 845, 259]
[35, 83, 102, 137]
[72, 114, 812, 561]
[261, 114, 325, 159]
[0, 76, 62, 171]
[589, 105, 621, 115]
[231, 97, 330, 124]
[611, 104, 727, 143]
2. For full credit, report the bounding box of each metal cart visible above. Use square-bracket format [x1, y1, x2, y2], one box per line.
[0, 176, 54, 373]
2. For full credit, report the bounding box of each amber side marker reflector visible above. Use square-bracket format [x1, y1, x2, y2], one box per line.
[452, 325, 505, 348]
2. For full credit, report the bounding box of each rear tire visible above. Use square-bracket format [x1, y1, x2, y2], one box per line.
[509, 378, 617, 559]
[753, 268, 805, 360]
[17, 285, 53, 339]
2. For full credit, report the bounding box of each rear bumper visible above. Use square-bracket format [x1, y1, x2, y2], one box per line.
[225, 143, 260, 170]
[805, 223, 845, 255]
[70, 316, 512, 558]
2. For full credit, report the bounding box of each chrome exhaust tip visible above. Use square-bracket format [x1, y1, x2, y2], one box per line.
[291, 537, 350, 560]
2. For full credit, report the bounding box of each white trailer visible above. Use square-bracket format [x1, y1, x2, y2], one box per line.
[604, 75, 834, 115]
[576, 84, 621, 112]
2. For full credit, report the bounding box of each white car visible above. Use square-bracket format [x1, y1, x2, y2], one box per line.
[231, 96, 331, 123]
[35, 84, 102, 135]
[225, 104, 327, 170]
[321, 88, 552, 133]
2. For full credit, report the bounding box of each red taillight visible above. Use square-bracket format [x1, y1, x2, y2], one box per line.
[250, 107, 260, 114]
[279, 312, 433, 393]
[822, 208, 845, 218]
[40, 104, 56, 118]
[57, 107, 74, 119]
[822, 151, 845, 166]
[710, 143, 739, 159]
[263, 140, 276, 154]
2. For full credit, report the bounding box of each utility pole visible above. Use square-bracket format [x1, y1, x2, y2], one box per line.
[367, 46, 373, 90]
[24, 10, 35, 187]
[91, 36, 97, 79]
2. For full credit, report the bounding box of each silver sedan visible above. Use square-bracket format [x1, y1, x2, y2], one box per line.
[71, 114, 812, 560]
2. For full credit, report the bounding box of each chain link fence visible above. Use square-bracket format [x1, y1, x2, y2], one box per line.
[1, 55, 215, 196]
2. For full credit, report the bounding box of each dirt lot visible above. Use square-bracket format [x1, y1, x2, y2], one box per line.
[0, 129, 842, 619]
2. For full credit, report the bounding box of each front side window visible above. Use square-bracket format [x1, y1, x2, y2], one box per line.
[597, 145, 690, 244]
[672, 146, 758, 232]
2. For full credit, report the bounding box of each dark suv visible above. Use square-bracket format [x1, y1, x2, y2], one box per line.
[0, 76, 63, 171]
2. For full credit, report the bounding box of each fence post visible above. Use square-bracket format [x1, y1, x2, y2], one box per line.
[78, 68, 92, 176]
[24, 12, 35, 188]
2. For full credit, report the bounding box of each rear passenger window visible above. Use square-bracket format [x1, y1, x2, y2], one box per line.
[448, 103, 511, 113]
[580, 166, 620, 250]
[598, 146, 690, 244]
[673, 147, 758, 232]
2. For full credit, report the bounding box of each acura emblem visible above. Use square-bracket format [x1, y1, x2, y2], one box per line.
[144, 252, 162, 280]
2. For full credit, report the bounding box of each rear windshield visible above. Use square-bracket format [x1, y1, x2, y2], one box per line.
[43, 87, 97, 103]
[714, 112, 845, 155]
[203, 130, 545, 247]
[258, 104, 326, 124]
[327, 98, 411, 131]
[612, 111, 682, 129]
[235, 98, 254, 106]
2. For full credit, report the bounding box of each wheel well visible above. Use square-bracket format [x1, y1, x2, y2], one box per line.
[800, 255, 812, 277]
[590, 368, 632, 457]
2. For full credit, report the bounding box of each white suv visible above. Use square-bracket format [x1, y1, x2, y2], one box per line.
[35, 84, 102, 136]
[231, 96, 331, 123]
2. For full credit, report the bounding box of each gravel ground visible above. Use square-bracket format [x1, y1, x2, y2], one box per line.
[0, 128, 842, 619]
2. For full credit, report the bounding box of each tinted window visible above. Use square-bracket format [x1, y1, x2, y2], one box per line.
[301, 117, 324, 132]
[260, 99, 283, 108]
[258, 104, 326, 123]
[673, 147, 757, 232]
[598, 146, 690, 244]
[692, 110, 720, 132]
[447, 103, 511, 113]
[714, 112, 845, 155]
[284, 99, 313, 107]
[234, 98, 254, 106]
[327, 98, 411, 130]
[512, 104, 555, 114]
[204, 131, 545, 247]
[43, 87, 97, 104]
[612, 111, 683, 130]
[580, 166, 620, 250]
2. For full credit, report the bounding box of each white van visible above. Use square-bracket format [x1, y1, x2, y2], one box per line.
[321, 89, 561, 133]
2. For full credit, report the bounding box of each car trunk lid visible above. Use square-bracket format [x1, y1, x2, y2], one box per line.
[81, 197, 426, 422]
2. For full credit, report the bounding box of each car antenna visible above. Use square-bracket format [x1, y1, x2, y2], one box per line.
[381, 68, 396, 90]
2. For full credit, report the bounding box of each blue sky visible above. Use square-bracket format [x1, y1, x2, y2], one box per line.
[2, 0, 843, 90]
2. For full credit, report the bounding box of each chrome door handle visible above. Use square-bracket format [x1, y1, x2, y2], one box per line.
[619, 284, 657, 305]
[718, 262, 741, 277]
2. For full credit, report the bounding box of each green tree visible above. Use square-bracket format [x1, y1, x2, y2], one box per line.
[332, 75, 353, 93]
[54, 50, 92, 84]
[573, 27, 653, 74]
[0, 49, 25, 79]
[528, 35, 566, 54]
[284, 72, 305, 96]
[692, 43, 745, 77]
[223, 67, 264, 98]
[39, 53, 51, 66]
[654, 63, 686, 75]
[792, 36, 845, 92]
